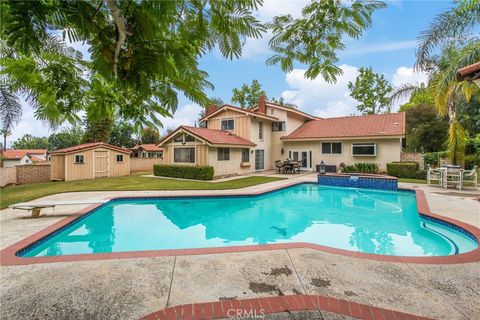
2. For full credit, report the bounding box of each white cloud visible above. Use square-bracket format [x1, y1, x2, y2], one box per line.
[280, 64, 360, 118]
[157, 103, 203, 134]
[390, 66, 429, 110]
[343, 40, 416, 56]
[392, 66, 428, 87]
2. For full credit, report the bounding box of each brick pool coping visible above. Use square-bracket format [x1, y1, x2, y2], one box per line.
[140, 294, 431, 320]
[1, 184, 479, 266]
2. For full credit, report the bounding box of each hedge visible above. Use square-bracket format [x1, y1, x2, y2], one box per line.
[342, 162, 379, 174]
[153, 164, 214, 180]
[465, 154, 480, 170]
[386, 162, 426, 179]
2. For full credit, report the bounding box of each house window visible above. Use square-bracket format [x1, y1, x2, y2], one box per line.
[321, 142, 342, 154]
[221, 118, 234, 130]
[74, 154, 84, 164]
[272, 121, 286, 132]
[174, 147, 195, 163]
[241, 148, 250, 162]
[352, 143, 376, 156]
[217, 148, 230, 161]
[116, 154, 124, 162]
[173, 133, 195, 143]
[259, 121, 263, 140]
[270, 108, 274, 115]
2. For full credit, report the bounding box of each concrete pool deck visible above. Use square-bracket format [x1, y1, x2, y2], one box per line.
[0, 174, 479, 319]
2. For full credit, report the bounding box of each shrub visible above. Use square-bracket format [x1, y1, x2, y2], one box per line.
[341, 162, 379, 174]
[153, 164, 214, 180]
[386, 162, 427, 179]
[465, 154, 480, 170]
[386, 162, 418, 178]
[423, 151, 447, 168]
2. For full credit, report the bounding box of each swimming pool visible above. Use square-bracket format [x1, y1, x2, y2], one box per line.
[19, 184, 478, 258]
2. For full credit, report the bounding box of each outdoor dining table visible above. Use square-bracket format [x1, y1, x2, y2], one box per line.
[282, 161, 298, 173]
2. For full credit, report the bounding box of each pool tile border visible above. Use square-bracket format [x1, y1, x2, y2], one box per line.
[140, 294, 432, 320]
[1, 185, 479, 266]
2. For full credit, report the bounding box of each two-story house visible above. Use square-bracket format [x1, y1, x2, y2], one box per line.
[157, 96, 405, 178]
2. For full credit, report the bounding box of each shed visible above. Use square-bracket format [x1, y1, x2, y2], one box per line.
[49, 142, 131, 181]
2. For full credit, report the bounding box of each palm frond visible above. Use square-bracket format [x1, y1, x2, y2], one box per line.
[0, 84, 22, 133]
[389, 83, 420, 106]
[416, 1, 480, 70]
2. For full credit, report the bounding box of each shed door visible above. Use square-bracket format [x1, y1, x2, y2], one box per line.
[94, 150, 109, 178]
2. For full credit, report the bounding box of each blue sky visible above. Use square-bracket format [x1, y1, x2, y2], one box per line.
[11, 0, 454, 142]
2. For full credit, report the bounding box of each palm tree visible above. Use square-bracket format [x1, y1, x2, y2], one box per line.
[0, 85, 22, 150]
[391, 1, 480, 165]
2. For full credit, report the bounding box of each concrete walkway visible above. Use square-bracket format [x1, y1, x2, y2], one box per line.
[0, 175, 479, 319]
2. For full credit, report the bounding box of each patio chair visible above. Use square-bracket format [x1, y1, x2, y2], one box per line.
[427, 164, 443, 187]
[274, 160, 283, 173]
[443, 166, 462, 190]
[292, 162, 301, 174]
[462, 166, 478, 190]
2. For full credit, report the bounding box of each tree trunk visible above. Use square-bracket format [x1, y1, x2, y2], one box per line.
[106, 0, 128, 78]
[3, 132, 6, 150]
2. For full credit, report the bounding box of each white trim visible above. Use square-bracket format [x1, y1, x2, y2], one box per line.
[351, 143, 377, 156]
[320, 142, 343, 155]
[288, 149, 313, 170]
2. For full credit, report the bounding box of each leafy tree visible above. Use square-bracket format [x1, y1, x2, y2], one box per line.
[0, 85, 22, 150]
[267, 0, 386, 82]
[405, 104, 449, 152]
[140, 127, 160, 144]
[270, 96, 297, 108]
[411, 1, 480, 164]
[1, 0, 265, 129]
[48, 127, 84, 151]
[83, 117, 114, 143]
[348, 67, 392, 114]
[399, 84, 434, 112]
[109, 121, 135, 148]
[232, 79, 266, 109]
[199, 97, 224, 118]
[12, 134, 49, 149]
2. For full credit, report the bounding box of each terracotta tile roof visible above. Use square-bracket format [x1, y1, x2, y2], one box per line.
[200, 104, 278, 121]
[131, 144, 163, 152]
[30, 155, 47, 162]
[1, 149, 47, 160]
[457, 62, 480, 81]
[281, 113, 405, 140]
[159, 126, 256, 147]
[49, 142, 131, 155]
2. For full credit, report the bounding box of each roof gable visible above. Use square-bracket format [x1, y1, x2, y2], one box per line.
[158, 126, 256, 147]
[50, 142, 131, 155]
[200, 104, 278, 122]
[252, 102, 317, 120]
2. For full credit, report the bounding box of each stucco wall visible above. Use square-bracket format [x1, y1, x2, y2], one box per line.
[250, 119, 272, 170]
[282, 137, 402, 172]
[268, 107, 307, 167]
[208, 147, 252, 177]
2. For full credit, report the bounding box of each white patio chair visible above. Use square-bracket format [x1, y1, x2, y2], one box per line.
[443, 166, 462, 190]
[427, 164, 443, 187]
[462, 166, 478, 190]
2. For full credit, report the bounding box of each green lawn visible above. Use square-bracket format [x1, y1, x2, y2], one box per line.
[0, 173, 286, 209]
[398, 178, 427, 184]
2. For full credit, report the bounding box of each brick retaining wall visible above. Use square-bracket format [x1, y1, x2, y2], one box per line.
[16, 164, 51, 184]
[400, 152, 424, 169]
[0, 167, 17, 187]
[130, 157, 162, 172]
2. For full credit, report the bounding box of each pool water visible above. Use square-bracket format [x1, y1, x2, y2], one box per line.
[21, 184, 478, 257]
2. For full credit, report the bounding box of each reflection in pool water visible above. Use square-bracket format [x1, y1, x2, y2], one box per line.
[22, 184, 478, 257]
